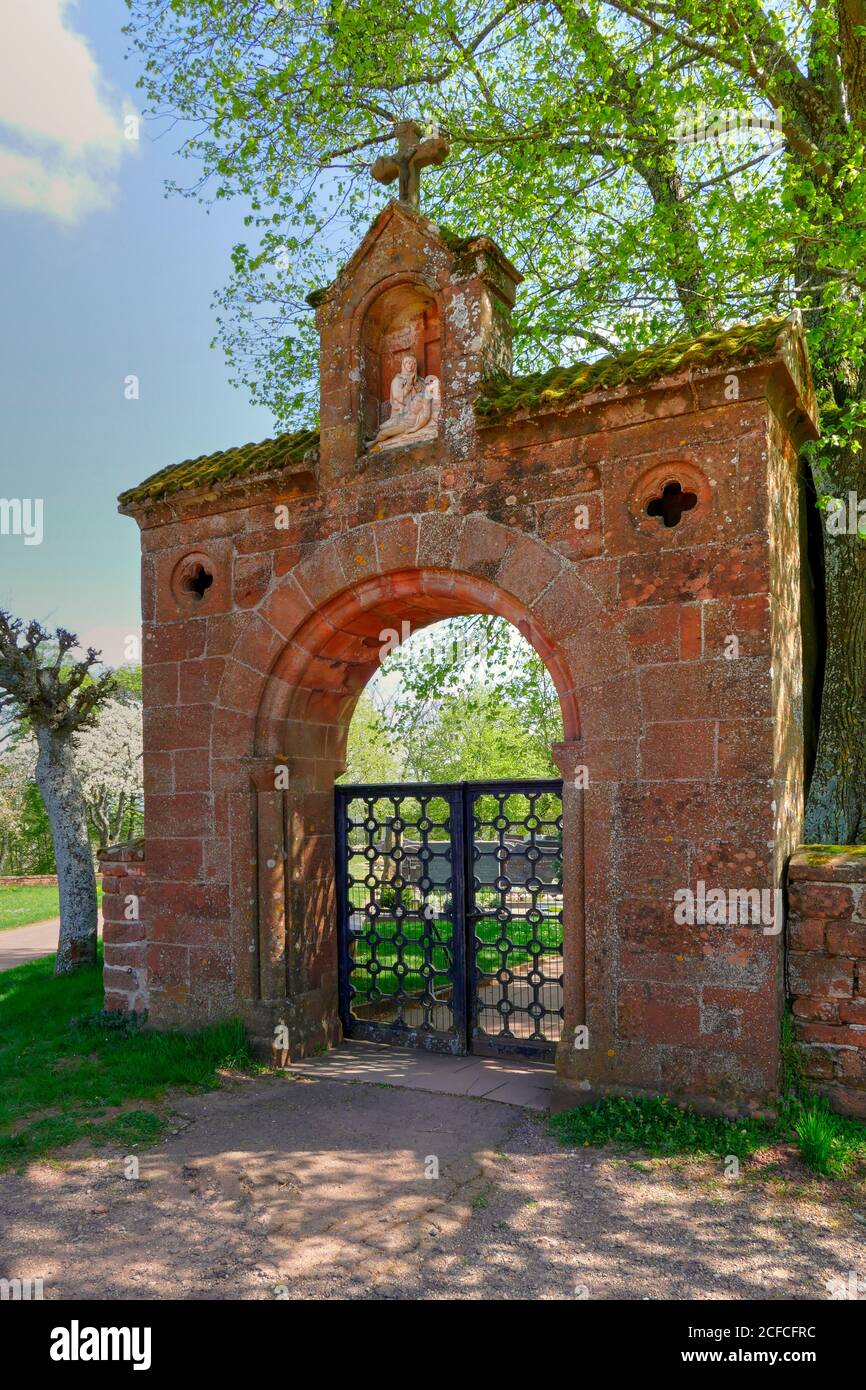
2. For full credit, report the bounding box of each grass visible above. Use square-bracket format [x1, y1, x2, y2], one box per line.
[794, 1103, 838, 1175]
[550, 1095, 775, 1163]
[0, 883, 60, 930]
[550, 1092, 866, 1180]
[348, 913, 562, 1001]
[785, 1096, 866, 1178]
[0, 880, 103, 931]
[0, 949, 256, 1171]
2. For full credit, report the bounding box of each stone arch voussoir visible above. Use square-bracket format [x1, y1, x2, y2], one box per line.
[239, 516, 626, 759]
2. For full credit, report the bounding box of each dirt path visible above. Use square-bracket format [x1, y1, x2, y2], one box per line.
[1, 1073, 863, 1300]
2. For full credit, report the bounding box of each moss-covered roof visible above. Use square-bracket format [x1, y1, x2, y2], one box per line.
[118, 428, 319, 508]
[475, 316, 790, 424]
[119, 315, 796, 507]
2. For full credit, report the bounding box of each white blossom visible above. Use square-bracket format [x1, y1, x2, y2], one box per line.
[0, 698, 143, 854]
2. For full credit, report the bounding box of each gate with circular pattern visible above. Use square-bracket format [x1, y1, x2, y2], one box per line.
[335, 779, 564, 1059]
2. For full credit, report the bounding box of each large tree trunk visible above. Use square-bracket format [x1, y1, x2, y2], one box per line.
[34, 727, 98, 973]
[804, 438, 866, 844]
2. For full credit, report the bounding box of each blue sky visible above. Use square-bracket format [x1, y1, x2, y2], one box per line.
[0, 1, 275, 663]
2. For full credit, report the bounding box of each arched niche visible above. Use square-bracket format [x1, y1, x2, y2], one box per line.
[359, 280, 441, 444]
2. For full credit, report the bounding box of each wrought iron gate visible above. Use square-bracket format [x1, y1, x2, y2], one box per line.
[335, 780, 564, 1060]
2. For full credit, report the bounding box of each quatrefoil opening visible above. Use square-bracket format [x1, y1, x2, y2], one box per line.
[627, 462, 711, 536]
[646, 479, 699, 528]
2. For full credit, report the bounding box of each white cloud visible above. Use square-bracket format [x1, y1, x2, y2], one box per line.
[0, 145, 115, 223]
[0, 1, 134, 224]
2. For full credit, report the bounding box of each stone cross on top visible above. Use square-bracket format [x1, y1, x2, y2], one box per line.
[370, 119, 450, 212]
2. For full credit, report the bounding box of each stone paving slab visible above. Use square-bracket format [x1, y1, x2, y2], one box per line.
[286, 1041, 554, 1110]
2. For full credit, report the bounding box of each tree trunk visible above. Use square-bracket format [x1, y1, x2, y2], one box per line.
[34, 727, 98, 973]
[109, 791, 129, 848]
[804, 439, 866, 844]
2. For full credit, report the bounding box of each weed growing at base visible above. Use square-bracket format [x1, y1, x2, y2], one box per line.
[550, 1092, 866, 1178]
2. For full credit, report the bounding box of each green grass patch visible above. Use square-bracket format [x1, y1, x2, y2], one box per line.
[777, 1003, 866, 1177]
[0, 883, 60, 930]
[779, 1094, 866, 1178]
[550, 1091, 866, 1179]
[793, 1101, 838, 1176]
[348, 914, 562, 1000]
[0, 881, 103, 930]
[0, 948, 256, 1170]
[550, 1094, 774, 1163]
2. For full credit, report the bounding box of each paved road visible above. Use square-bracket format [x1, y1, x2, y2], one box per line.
[0, 918, 61, 971]
[0, 918, 102, 972]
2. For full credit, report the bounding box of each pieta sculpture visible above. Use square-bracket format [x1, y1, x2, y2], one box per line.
[369, 354, 440, 452]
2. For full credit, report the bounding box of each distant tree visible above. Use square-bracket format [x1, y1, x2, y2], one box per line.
[111, 664, 143, 703]
[341, 691, 403, 783]
[340, 616, 564, 784]
[8, 700, 145, 857]
[0, 738, 35, 872]
[0, 614, 117, 973]
[75, 699, 144, 853]
[405, 686, 558, 781]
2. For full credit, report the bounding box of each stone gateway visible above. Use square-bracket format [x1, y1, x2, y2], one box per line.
[107, 197, 819, 1113]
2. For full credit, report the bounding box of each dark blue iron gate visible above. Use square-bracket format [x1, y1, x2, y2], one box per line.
[335, 780, 564, 1059]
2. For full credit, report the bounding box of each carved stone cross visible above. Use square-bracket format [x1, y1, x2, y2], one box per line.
[370, 120, 450, 212]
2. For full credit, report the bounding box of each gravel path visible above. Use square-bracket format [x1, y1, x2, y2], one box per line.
[1, 1073, 863, 1300]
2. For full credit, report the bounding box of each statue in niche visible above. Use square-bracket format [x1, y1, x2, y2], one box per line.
[369, 354, 440, 452]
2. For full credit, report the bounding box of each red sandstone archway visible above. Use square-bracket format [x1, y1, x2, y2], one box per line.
[205, 512, 632, 1060]
[235, 540, 597, 1062]
[258, 569, 583, 1062]
[254, 567, 581, 762]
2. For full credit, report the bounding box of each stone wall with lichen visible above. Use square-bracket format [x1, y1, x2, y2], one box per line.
[788, 846, 866, 1117]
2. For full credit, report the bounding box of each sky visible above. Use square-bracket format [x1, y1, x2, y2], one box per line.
[0, 0, 275, 664]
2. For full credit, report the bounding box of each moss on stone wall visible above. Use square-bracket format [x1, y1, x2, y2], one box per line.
[797, 843, 866, 865]
[119, 315, 792, 507]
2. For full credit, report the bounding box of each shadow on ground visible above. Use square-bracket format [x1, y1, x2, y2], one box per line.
[1, 1074, 863, 1300]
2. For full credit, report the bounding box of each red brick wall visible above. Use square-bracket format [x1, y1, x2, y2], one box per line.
[789, 847, 866, 1116]
[98, 840, 147, 1016]
[0, 875, 60, 886]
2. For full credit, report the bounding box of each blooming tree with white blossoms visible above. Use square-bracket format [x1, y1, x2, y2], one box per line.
[0, 736, 37, 859]
[73, 699, 143, 853]
[1, 699, 143, 859]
